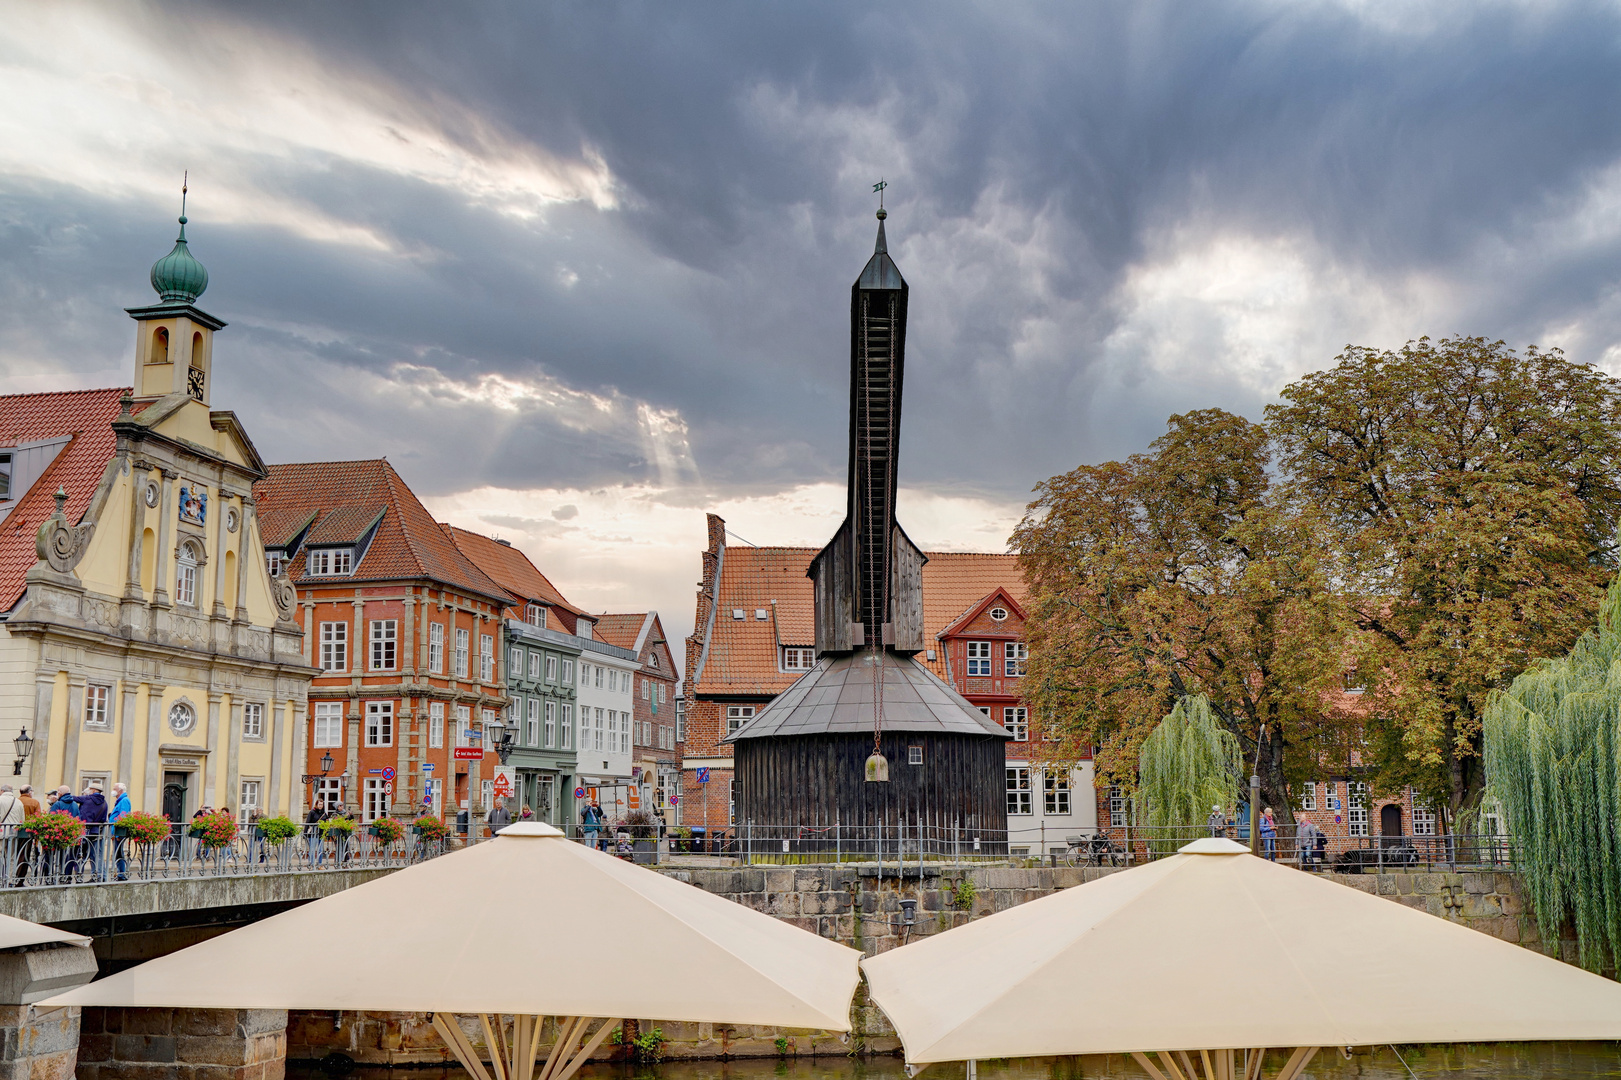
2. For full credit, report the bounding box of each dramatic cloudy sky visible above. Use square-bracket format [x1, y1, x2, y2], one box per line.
[5, 2, 1621, 664]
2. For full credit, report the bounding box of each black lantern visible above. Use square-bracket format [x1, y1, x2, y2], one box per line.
[495, 722, 516, 765]
[11, 729, 32, 775]
[320, 751, 334, 775]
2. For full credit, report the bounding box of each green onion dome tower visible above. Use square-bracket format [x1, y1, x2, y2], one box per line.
[148, 213, 209, 304]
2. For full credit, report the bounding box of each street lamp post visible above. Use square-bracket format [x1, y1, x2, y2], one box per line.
[11, 729, 33, 776]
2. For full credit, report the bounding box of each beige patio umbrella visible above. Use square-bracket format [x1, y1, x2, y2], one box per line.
[48, 823, 860, 1080]
[862, 838, 1621, 1080]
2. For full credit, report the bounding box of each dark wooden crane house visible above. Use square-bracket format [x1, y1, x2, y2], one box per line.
[725, 209, 1010, 855]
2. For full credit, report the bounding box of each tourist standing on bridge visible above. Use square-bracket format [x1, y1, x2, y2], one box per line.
[1207, 805, 1227, 838]
[76, 783, 108, 880]
[305, 798, 327, 867]
[1259, 806, 1278, 862]
[487, 799, 511, 837]
[18, 787, 39, 820]
[108, 783, 131, 880]
[0, 787, 23, 888]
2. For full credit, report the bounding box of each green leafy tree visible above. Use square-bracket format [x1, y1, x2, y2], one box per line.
[1482, 555, 1621, 972]
[1135, 696, 1243, 853]
[1015, 409, 1354, 818]
[1268, 337, 1621, 815]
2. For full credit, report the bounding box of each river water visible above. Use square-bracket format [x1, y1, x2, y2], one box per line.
[298, 1044, 1621, 1080]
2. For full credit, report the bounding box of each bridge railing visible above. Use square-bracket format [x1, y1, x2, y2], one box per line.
[0, 823, 472, 888]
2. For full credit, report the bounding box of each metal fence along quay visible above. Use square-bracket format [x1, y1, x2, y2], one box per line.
[0, 819, 1520, 888]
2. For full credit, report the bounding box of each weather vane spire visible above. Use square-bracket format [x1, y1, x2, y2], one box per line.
[180, 171, 188, 222]
[873, 178, 887, 220]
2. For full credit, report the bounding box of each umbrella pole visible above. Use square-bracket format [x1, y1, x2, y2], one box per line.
[539, 1016, 587, 1080]
[430, 1014, 493, 1080]
[1132, 1048, 1318, 1080]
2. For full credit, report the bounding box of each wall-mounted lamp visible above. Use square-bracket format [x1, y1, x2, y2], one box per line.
[11, 729, 32, 775]
[899, 898, 917, 925]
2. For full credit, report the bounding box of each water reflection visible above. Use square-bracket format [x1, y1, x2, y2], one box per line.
[294, 1042, 1621, 1080]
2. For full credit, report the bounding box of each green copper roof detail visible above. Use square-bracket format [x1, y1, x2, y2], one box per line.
[149, 214, 208, 304]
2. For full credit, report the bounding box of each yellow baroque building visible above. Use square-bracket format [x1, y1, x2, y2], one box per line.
[0, 208, 312, 817]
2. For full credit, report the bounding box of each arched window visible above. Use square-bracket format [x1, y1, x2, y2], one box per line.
[152, 327, 169, 364]
[175, 541, 199, 606]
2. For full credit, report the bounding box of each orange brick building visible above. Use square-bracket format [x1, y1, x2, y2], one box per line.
[683, 513, 1092, 847]
[254, 460, 511, 822]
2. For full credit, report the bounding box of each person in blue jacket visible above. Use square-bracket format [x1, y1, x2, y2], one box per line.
[108, 783, 132, 880]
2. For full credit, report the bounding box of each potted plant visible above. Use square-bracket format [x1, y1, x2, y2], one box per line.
[112, 810, 169, 846]
[624, 810, 658, 864]
[369, 817, 404, 844]
[256, 815, 299, 845]
[413, 815, 449, 840]
[22, 810, 84, 851]
[191, 810, 237, 850]
[320, 815, 356, 863]
[670, 825, 693, 852]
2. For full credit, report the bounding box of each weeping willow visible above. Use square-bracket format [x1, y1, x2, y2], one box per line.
[1135, 695, 1243, 855]
[1483, 566, 1621, 973]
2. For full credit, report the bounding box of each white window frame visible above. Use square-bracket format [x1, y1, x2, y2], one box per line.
[315, 777, 342, 811]
[675, 698, 685, 741]
[307, 548, 353, 577]
[320, 621, 347, 672]
[561, 659, 575, 685]
[1109, 785, 1127, 828]
[455, 705, 472, 748]
[428, 623, 444, 674]
[84, 684, 112, 730]
[593, 707, 604, 751]
[1006, 767, 1033, 816]
[370, 619, 397, 672]
[781, 646, 815, 671]
[1043, 767, 1071, 816]
[175, 542, 198, 607]
[510, 647, 523, 680]
[908, 745, 923, 766]
[362, 777, 387, 823]
[1348, 781, 1369, 837]
[1004, 642, 1028, 677]
[545, 655, 558, 682]
[480, 634, 494, 682]
[528, 652, 542, 680]
[1412, 793, 1437, 837]
[525, 602, 544, 627]
[595, 665, 604, 689]
[428, 701, 445, 748]
[265, 551, 282, 577]
[966, 641, 992, 676]
[544, 700, 556, 748]
[240, 778, 263, 815]
[365, 701, 393, 747]
[1003, 706, 1029, 742]
[1299, 782, 1316, 811]
[242, 701, 265, 740]
[726, 705, 755, 735]
[526, 698, 540, 745]
[454, 628, 469, 678]
[561, 703, 574, 750]
[313, 702, 343, 748]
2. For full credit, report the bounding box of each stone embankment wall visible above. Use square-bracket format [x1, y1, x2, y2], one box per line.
[290, 863, 1553, 1066]
[78, 1007, 288, 1080]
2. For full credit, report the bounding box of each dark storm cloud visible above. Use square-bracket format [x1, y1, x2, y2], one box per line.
[7, 2, 1621, 501]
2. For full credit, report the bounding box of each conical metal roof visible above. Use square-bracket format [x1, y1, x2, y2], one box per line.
[856, 212, 905, 290]
[150, 215, 209, 303]
[724, 648, 1009, 741]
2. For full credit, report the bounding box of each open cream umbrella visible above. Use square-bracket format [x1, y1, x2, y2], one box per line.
[862, 838, 1621, 1080]
[48, 823, 860, 1080]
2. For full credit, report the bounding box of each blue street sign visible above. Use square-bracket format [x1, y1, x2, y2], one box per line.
[367, 768, 384, 775]
[421, 763, 435, 773]
[697, 767, 710, 784]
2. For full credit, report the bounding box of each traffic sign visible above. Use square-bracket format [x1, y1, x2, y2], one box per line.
[453, 747, 483, 760]
[382, 767, 396, 781]
[573, 787, 586, 799]
[421, 763, 435, 772]
[383, 780, 393, 795]
[696, 767, 710, 784]
[670, 795, 679, 804]
[492, 766, 514, 799]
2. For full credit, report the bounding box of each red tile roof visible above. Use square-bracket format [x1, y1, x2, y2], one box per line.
[442, 525, 587, 631]
[693, 546, 1025, 694]
[592, 613, 649, 651]
[0, 387, 129, 611]
[253, 460, 511, 604]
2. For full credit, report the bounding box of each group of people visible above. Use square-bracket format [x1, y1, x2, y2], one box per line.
[0, 780, 133, 881]
[1207, 803, 1328, 868]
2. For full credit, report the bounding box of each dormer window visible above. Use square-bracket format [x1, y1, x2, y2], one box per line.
[525, 602, 544, 628]
[0, 453, 10, 500]
[265, 550, 283, 577]
[781, 647, 815, 671]
[307, 547, 353, 576]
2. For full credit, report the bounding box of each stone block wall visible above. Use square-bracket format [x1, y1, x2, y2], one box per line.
[0, 1005, 80, 1080]
[77, 1008, 287, 1080]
